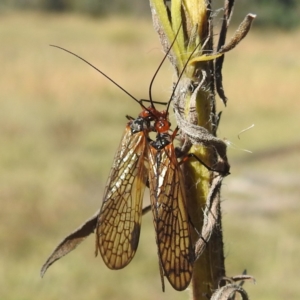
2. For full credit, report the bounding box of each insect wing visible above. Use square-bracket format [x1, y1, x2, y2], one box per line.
[148, 142, 193, 291]
[96, 123, 148, 269]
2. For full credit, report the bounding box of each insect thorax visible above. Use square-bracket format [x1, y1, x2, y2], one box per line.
[151, 133, 172, 150]
[130, 116, 150, 134]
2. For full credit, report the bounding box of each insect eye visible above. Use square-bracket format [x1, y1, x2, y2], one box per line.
[155, 119, 170, 133]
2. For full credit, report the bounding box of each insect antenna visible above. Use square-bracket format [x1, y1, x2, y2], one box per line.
[50, 44, 148, 110]
[147, 25, 182, 110]
[165, 38, 205, 114]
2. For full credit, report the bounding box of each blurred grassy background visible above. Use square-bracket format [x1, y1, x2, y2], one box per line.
[0, 12, 299, 300]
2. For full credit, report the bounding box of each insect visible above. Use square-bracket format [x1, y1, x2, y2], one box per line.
[49, 26, 196, 291]
[97, 105, 194, 290]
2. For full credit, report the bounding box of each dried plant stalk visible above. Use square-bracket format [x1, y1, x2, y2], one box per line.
[149, 0, 255, 299]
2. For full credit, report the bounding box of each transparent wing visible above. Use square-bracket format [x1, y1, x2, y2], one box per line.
[148, 143, 193, 291]
[96, 125, 147, 269]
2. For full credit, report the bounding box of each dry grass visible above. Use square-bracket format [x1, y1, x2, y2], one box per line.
[0, 12, 299, 300]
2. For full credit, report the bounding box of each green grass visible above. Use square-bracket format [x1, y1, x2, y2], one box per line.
[0, 12, 299, 300]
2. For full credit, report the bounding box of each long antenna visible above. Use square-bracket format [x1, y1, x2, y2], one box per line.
[148, 24, 182, 108]
[50, 45, 146, 109]
[165, 38, 204, 113]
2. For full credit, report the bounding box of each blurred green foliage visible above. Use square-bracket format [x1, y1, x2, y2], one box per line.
[0, 0, 150, 16]
[0, 0, 299, 29]
[232, 0, 300, 30]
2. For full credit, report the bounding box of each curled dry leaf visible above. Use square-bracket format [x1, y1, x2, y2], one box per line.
[40, 206, 151, 277]
[216, 11, 256, 105]
[210, 284, 250, 300]
[220, 274, 256, 286]
[40, 211, 99, 278]
[194, 174, 224, 261]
